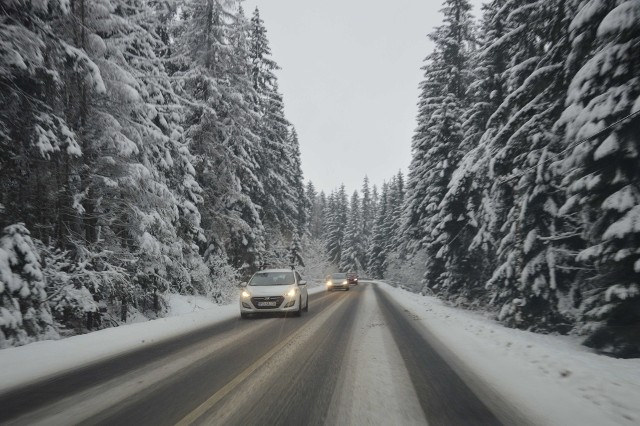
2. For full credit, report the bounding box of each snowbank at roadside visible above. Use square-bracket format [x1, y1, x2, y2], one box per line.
[376, 281, 640, 426]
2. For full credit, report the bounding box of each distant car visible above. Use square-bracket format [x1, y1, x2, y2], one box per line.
[326, 273, 349, 291]
[240, 269, 309, 319]
[346, 272, 358, 285]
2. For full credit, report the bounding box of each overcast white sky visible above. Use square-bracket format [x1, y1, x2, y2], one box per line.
[241, 0, 484, 195]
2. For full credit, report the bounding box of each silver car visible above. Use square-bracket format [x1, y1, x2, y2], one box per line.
[239, 269, 309, 318]
[325, 272, 350, 291]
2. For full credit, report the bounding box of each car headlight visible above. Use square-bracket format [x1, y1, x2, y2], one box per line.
[287, 288, 297, 297]
[241, 290, 251, 299]
[326, 281, 333, 286]
[343, 280, 348, 285]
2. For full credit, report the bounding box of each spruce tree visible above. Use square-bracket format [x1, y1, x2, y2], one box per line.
[556, 0, 640, 356]
[340, 191, 365, 273]
[247, 7, 298, 236]
[311, 189, 328, 240]
[287, 128, 308, 233]
[175, 0, 265, 272]
[368, 183, 390, 278]
[325, 186, 348, 265]
[402, 0, 474, 294]
[479, 0, 578, 331]
[361, 176, 373, 265]
[0, 0, 91, 244]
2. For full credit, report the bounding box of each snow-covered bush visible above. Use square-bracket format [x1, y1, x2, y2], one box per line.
[0, 224, 58, 348]
[204, 252, 240, 304]
[385, 249, 428, 294]
[38, 242, 131, 332]
[299, 237, 334, 286]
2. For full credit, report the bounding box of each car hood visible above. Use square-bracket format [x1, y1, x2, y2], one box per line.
[246, 284, 296, 297]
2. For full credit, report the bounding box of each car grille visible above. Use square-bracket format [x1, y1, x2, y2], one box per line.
[251, 296, 285, 309]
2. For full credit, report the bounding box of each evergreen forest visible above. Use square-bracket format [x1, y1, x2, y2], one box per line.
[1, 0, 639, 358]
[308, 0, 640, 358]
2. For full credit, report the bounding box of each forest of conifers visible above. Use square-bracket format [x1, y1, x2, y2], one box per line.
[1, 0, 639, 358]
[1, 0, 307, 347]
[309, 0, 640, 358]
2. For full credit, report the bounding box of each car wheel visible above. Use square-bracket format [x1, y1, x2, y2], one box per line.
[346, 286, 350, 291]
[303, 297, 309, 312]
[240, 312, 249, 319]
[294, 297, 302, 317]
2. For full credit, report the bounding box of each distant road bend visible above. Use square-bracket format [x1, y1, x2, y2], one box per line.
[0, 283, 528, 426]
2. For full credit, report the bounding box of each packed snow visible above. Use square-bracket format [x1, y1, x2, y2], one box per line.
[0, 282, 638, 426]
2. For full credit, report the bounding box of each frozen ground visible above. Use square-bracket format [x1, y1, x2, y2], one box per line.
[0, 282, 638, 426]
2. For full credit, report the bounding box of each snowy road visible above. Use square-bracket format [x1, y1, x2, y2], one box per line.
[1, 283, 505, 426]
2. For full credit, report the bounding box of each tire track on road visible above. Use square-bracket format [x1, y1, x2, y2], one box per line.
[374, 284, 503, 426]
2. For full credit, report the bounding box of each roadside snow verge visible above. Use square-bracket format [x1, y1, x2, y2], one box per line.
[376, 281, 640, 426]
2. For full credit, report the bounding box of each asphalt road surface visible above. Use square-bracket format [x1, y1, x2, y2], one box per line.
[0, 283, 521, 426]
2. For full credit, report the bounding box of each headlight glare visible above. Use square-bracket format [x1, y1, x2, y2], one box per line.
[241, 290, 251, 299]
[287, 288, 297, 297]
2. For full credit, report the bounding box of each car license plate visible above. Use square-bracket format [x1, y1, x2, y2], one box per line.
[258, 301, 277, 307]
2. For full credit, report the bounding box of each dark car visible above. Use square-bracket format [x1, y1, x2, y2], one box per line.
[346, 272, 358, 285]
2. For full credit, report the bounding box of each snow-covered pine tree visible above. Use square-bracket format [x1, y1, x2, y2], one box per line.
[401, 55, 446, 256]
[50, 0, 213, 310]
[288, 231, 305, 268]
[175, 0, 265, 273]
[371, 184, 380, 225]
[286, 127, 308, 234]
[340, 191, 365, 273]
[0, 0, 91, 243]
[247, 7, 299, 237]
[401, 0, 474, 295]
[325, 186, 348, 266]
[305, 182, 319, 237]
[314, 190, 328, 240]
[480, 0, 578, 332]
[445, 0, 511, 305]
[248, 7, 278, 95]
[368, 182, 390, 278]
[0, 224, 58, 348]
[387, 171, 406, 256]
[360, 176, 373, 266]
[556, 0, 640, 356]
[427, 0, 475, 297]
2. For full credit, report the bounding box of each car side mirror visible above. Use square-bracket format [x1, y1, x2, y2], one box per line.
[299, 280, 307, 286]
[239, 282, 247, 288]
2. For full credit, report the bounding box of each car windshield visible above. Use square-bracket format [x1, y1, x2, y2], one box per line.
[249, 272, 294, 286]
[330, 273, 346, 280]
